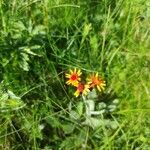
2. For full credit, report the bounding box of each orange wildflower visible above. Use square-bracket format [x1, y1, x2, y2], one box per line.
[87, 73, 106, 91]
[74, 83, 90, 97]
[65, 68, 82, 86]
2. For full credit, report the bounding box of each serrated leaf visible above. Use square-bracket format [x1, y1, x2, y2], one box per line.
[98, 102, 106, 109]
[70, 110, 80, 120]
[113, 99, 119, 104]
[24, 48, 38, 56]
[87, 89, 97, 99]
[12, 33, 22, 39]
[105, 120, 118, 129]
[13, 21, 26, 31]
[85, 100, 95, 117]
[19, 60, 29, 71]
[108, 105, 116, 109]
[19, 52, 29, 71]
[32, 25, 46, 35]
[83, 117, 104, 128]
[90, 110, 105, 115]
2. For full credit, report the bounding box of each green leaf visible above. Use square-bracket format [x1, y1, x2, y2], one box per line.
[112, 99, 119, 104]
[76, 101, 83, 117]
[19, 52, 29, 71]
[83, 117, 104, 129]
[24, 48, 38, 56]
[0, 98, 25, 112]
[98, 102, 106, 110]
[13, 21, 26, 31]
[0, 93, 8, 101]
[87, 89, 97, 99]
[82, 23, 92, 38]
[32, 25, 46, 35]
[62, 123, 75, 134]
[70, 110, 80, 120]
[7, 90, 20, 100]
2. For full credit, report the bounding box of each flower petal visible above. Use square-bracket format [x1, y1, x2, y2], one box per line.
[96, 72, 98, 77]
[77, 69, 82, 76]
[97, 85, 101, 91]
[65, 73, 71, 78]
[70, 69, 73, 74]
[74, 90, 80, 97]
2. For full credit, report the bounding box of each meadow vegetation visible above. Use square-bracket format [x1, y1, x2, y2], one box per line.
[0, 0, 150, 149]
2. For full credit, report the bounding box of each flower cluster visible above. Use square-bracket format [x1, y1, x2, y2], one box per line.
[65, 68, 106, 97]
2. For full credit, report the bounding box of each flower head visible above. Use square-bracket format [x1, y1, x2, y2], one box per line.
[87, 73, 106, 91]
[74, 83, 90, 97]
[65, 68, 82, 86]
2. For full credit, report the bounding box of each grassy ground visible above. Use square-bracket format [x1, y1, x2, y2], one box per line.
[0, 0, 150, 149]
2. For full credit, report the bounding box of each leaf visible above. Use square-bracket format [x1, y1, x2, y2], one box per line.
[7, 90, 20, 100]
[90, 110, 105, 115]
[26, 46, 42, 57]
[112, 99, 119, 104]
[82, 23, 92, 38]
[0, 98, 25, 112]
[82, 117, 104, 129]
[11, 21, 26, 39]
[19, 52, 29, 71]
[13, 21, 26, 31]
[76, 101, 83, 117]
[85, 100, 95, 117]
[62, 123, 75, 134]
[108, 105, 116, 110]
[87, 89, 97, 99]
[32, 25, 46, 35]
[90, 35, 98, 52]
[105, 120, 118, 129]
[0, 93, 8, 101]
[24, 48, 38, 56]
[46, 116, 60, 128]
[70, 110, 80, 120]
[98, 102, 106, 110]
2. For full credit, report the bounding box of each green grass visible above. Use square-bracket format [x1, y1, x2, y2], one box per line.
[0, 0, 150, 149]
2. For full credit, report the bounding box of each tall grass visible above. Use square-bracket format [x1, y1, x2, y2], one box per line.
[0, 0, 150, 149]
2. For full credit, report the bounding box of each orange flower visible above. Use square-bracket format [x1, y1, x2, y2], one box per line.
[87, 73, 106, 91]
[74, 83, 90, 97]
[65, 68, 82, 86]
